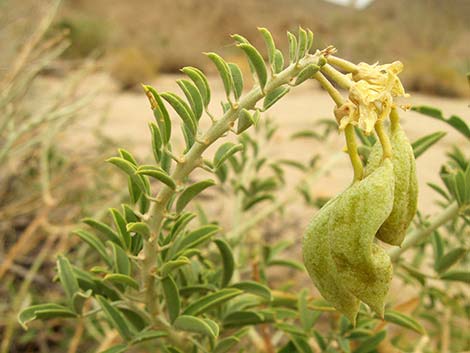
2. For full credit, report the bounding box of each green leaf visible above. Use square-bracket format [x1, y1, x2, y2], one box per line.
[237, 108, 260, 134]
[110, 242, 131, 276]
[206, 52, 233, 97]
[287, 31, 298, 63]
[72, 290, 92, 314]
[263, 86, 290, 110]
[347, 328, 373, 340]
[161, 92, 197, 138]
[214, 239, 235, 287]
[104, 274, 139, 290]
[213, 142, 243, 170]
[431, 231, 444, 263]
[223, 311, 265, 328]
[126, 222, 150, 238]
[276, 323, 307, 337]
[107, 157, 148, 194]
[73, 230, 111, 266]
[427, 182, 450, 201]
[291, 334, 314, 353]
[297, 27, 308, 59]
[258, 27, 276, 65]
[182, 288, 242, 316]
[214, 336, 240, 353]
[412, 105, 470, 140]
[109, 208, 131, 249]
[176, 179, 216, 213]
[167, 212, 197, 244]
[267, 259, 304, 271]
[242, 194, 274, 210]
[353, 330, 386, 353]
[440, 270, 470, 283]
[149, 122, 162, 162]
[82, 218, 121, 246]
[228, 63, 244, 100]
[144, 85, 172, 144]
[118, 149, 137, 165]
[162, 275, 180, 323]
[96, 295, 133, 341]
[306, 29, 314, 51]
[435, 247, 467, 273]
[179, 284, 217, 296]
[57, 255, 79, 300]
[384, 310, 425, 335]
[136, 165, 176, 190]
[295, 64, 320, 86]
[237, 43, 268, 89]
[120, 307, 148, 331]
[177, 79, 203, 121]
[273, 49, 284, 74]
[412, 131, 447, 158]
[231, 34, 249, 44]
[18, 304, 77, 329]
[230, 281, 271, 301]
[99, 344, 128, 353]
[130, 330, 167, 344]
[180, 67, 211, 107]
[298, 289, 319, 332]
[173, 315, 219, 338]
[160, 256, 191, 277]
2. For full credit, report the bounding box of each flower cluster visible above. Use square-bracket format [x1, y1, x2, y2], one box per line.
[335, 61, 409, 134]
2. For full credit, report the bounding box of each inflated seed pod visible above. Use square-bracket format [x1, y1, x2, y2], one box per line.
[303, 197, 361, 324]
[329, 159, 395, 317]
[366, 124, 418, 246]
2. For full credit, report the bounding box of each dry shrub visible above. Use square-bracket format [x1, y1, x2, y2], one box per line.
[108, 47, 159, 90]
[56, 14, 108, 58]
[402, 52, 468, 97]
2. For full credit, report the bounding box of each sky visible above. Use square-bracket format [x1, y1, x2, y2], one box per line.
[322, 0, 375, 9]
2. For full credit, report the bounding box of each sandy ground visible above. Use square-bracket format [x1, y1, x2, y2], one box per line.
[73, 73, 469, 217]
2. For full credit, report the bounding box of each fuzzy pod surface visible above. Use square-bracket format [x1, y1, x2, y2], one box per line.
[303, 197, 361, 324]
[366, 124, 418, 246]
[329, 158, 395, 317]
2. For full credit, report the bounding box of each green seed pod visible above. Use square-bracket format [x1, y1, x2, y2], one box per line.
[303, 197, 361, 324]
[366, 124, 418, 246]
[329, 159, 395, 317]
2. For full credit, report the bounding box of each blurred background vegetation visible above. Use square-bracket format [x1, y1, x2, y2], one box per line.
[60, 0, 470, 95]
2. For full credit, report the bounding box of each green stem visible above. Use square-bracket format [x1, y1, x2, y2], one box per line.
[344, 124, 364, 181]
[374, 121, 392, 159]
[327, 55, 359, 73]
[390, 107, 400, 132]
[321, 64, 353, 89]
[389, 201, 460, 262]
[312, 71, 362, 182]
[313, 71, 344, 107]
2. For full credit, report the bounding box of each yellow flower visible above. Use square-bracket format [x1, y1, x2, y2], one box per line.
[336, 61, 409, 134]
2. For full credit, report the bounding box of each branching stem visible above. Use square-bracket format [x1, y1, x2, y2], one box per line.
[141, 51, 326, 318]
